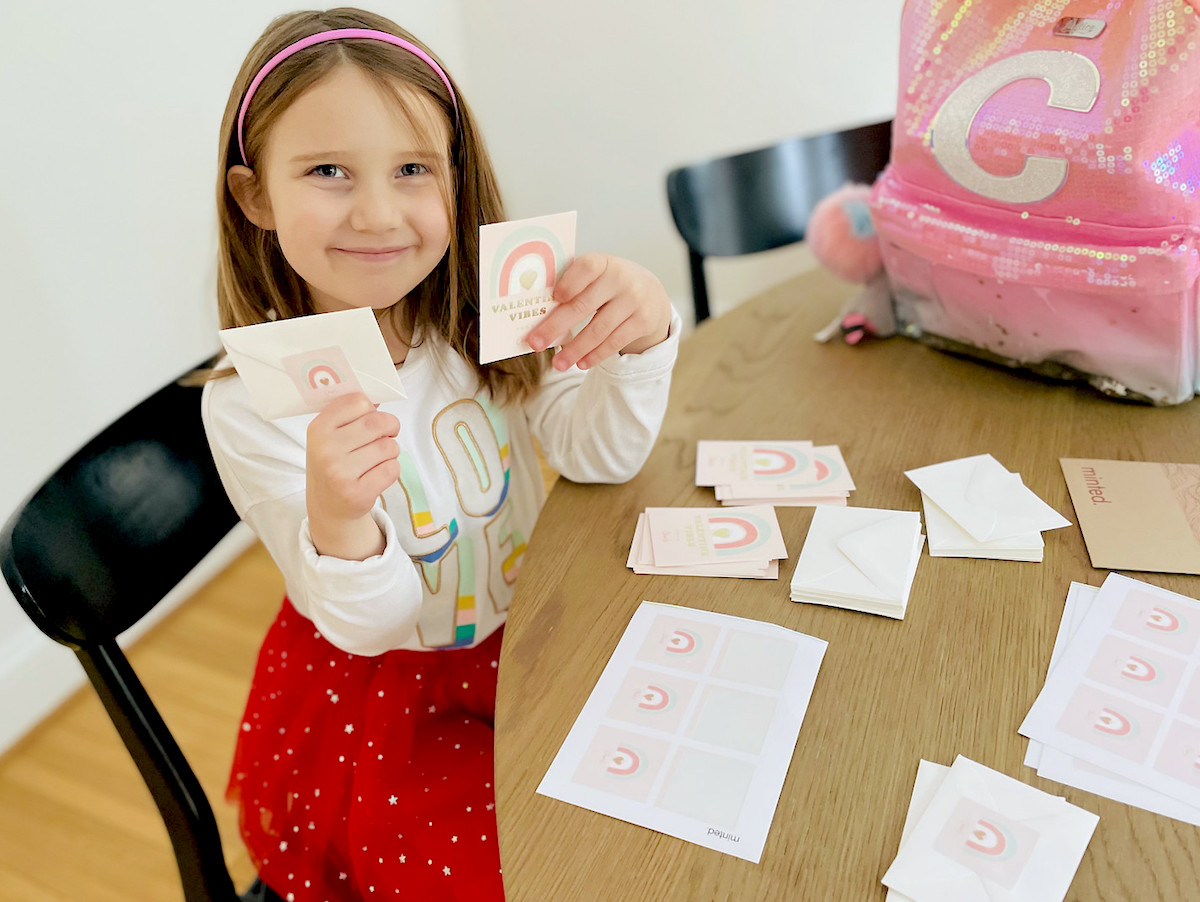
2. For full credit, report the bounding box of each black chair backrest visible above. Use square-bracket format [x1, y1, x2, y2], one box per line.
[667, 119, 893, 324]
[0, 364, 247, 902]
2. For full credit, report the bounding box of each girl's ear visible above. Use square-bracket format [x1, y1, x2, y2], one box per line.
[227, 165, 275, 230]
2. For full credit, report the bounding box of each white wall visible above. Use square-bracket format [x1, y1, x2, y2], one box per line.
[0, 0, 899, 754]
[459, 0, 901, 319]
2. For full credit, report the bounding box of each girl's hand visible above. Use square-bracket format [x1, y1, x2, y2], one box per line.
[526, 253, 673, 371]
[305, 393, 401, 560]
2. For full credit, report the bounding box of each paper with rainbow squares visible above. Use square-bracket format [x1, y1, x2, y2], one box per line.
[478, 211, 576, 364]
[1020, 573, 1200, 814]
[537, 601, 827, 863]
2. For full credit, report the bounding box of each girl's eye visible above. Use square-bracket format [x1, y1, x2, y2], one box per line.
[311, 164, 346, 179]
[398, 162, 429, 177]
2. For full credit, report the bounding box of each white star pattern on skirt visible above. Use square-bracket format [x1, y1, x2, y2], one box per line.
[228, 606, 505, 899]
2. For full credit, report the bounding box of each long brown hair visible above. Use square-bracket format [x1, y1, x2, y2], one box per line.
[213, 7, 548, 401]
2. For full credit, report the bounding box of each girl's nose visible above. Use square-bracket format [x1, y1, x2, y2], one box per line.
[348, 182, 401, 233]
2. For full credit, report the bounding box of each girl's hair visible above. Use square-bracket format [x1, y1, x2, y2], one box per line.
[214, 7, 548, 402]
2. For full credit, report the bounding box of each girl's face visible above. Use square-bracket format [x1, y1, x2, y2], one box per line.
[237, 64, 453, 316]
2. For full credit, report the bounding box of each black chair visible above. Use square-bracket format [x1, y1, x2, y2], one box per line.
[666, 119, 893, 325]
[0, 364, 281, 902]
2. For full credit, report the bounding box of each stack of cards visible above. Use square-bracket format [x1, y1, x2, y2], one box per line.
[695, 440, 855, 506]
[627, 506, 787, 579]
[1020, 574, 1200, 827]
[904, 454, 1070, 562]
[882, 756, 1098, 902]
[788, 506, 924, 618]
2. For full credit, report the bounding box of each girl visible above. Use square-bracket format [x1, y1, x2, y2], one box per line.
[202, 7, 679, 901]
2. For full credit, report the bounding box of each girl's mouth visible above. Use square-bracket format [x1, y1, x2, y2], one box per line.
[337, 246, 410, 261]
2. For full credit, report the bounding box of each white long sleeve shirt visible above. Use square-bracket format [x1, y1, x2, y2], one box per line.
[201, 314, 679, 656]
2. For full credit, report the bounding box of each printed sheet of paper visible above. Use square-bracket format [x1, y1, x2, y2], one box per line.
[218, 308, 405, 420]
[1020, 573, 1200, 811]
[478, 211, 576, 364]
[882, 756, 1098, 902]
[1024, 583, 1200, 826]
[537, 601, 827, 863]
[1060, 458, 1200, 575]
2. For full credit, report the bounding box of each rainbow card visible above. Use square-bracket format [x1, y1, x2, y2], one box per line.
[645, 505, 788, 568]
[478, 211, 577, 364]
[537, 601, 828, 862]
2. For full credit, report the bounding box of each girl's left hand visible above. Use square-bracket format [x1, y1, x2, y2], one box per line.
[525, 253, 673, 371]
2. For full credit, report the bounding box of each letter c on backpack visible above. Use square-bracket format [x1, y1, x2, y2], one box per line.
[930, 50, 1100, 204]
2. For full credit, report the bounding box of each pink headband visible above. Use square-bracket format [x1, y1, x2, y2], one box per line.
[236, 27, 459, 165]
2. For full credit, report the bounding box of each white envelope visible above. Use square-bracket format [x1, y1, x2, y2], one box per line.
[886, 759, 951, 902]
[905, 454, 1070, 543]
[218, 308, 405, 420]
[791, 506, 923, 604]
[882, 755, 1098, 902]
[922, 493, 1044, 561]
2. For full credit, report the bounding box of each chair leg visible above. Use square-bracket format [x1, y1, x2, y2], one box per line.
[240, 877, 286, 902]
[688, 250, 711, 325]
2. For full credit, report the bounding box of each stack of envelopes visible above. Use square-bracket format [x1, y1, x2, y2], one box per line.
[882, 756, 1098, 902]
[789, 506, 924, 618]
[695, 440, 855, 506]
[904, 454, 1070, 561]
[627, 505, 787, 579]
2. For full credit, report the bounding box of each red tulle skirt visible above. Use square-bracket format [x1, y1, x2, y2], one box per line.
[227, 599, 505, 901]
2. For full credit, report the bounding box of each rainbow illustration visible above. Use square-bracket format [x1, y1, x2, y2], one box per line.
[501, 530, 526, 584]
[708, 513, 770, 555]
[1145, 607, 1183, 633]
[964, 819, 1013, 859]
[605, 746, 642, 776]
[1120, 656, 1158, 683]
[636, 685, 672, 711]
[749, 445, 816, 479]
[303, 360, 343, 389]
[663, 628, 700, 655]
[489, 225, 568, 298]
[1093, 707, 1134, 736]
[398, 452, 444, 540]
[441, 535, 476, 648]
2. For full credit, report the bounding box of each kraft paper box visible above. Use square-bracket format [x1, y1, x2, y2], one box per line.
[1060, 458, 1200, 575]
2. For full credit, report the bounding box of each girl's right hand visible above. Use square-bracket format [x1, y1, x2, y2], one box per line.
[305, 393, 401, 561]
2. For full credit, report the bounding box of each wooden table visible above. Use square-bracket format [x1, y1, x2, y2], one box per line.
[495, 267, 1200, 901]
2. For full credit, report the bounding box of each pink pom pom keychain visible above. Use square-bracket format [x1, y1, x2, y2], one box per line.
[807, 182, 896, 345]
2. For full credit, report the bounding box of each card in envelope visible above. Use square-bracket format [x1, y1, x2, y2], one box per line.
[218, 307, 405, 420]
[882, 755, 1098, 902]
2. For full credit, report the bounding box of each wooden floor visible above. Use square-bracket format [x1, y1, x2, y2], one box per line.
[0, 461, 557, 901]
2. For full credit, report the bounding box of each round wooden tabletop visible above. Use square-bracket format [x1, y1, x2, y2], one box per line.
[495, 266, 1200, 901]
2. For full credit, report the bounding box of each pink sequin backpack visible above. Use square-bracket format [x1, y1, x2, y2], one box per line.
[871, 0, 1200, 404]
